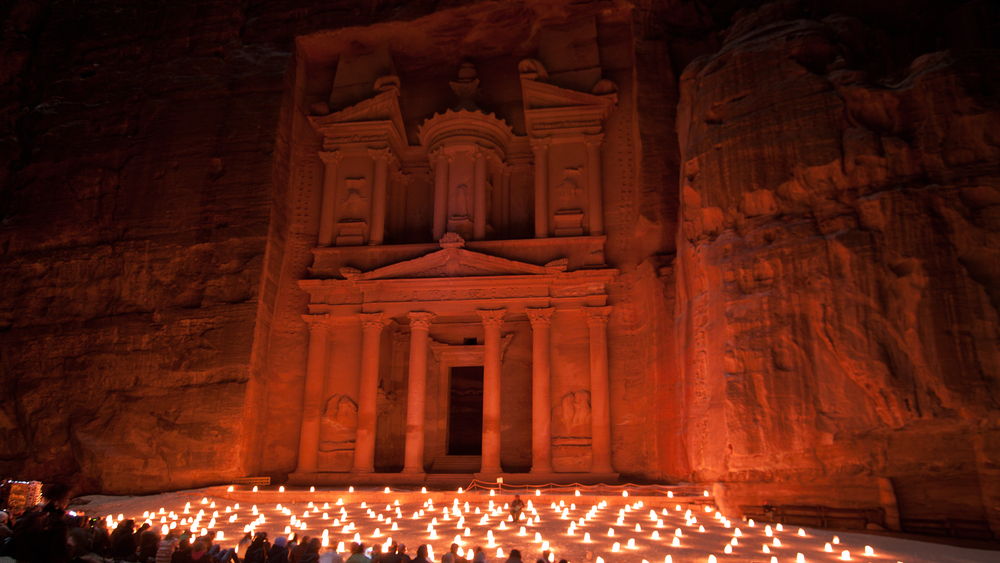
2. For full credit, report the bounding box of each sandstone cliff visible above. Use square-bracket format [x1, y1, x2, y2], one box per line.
[674, 0, 999, 531]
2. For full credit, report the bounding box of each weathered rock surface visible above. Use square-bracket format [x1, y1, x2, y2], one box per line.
[674, 0, 1000, 530]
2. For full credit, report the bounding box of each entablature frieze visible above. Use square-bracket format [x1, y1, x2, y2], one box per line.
[304, 294, 609, 321]
[300, 269, 615, 307]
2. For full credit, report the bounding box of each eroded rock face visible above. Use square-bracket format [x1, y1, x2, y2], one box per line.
[674, 1, 999, 528]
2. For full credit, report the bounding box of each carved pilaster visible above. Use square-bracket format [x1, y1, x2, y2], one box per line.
[531, 138, 551, 238]
[354, 311, 387, 473]
[317, 151, 344, 246]
[584, 134, 605, 236]
[403, 311, 435, 473]
[527, 307, 554, 474]
[585, 305, 613, 474]
[430, 149, 450, 240]
[367, 148, 396, 246]
[477, 308, 506, 474]
[297, 313, 331, 473]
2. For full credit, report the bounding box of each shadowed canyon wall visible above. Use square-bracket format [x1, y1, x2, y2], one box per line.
[674, 0, 1000, 530]
[0, 0, 997, 534]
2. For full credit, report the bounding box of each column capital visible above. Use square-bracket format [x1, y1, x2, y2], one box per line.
[368, 146, 399, 168]
[301, 313, 330, 329]
[408, 311, 436, 331]
[526, 307, 554, 327]
[529, 137, 552, 152]
[585, 306, 611, 326]
[477, 308, 506, 328]
[318, 150, 343, 165]
[429, 147, 456, 164]
[584, 133, 605, 147]
[367, 146, 391, 160]
[359, 312, 387, 331]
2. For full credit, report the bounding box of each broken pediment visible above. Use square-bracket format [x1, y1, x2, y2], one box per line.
[519, 59, 616, 137]
[310, 46, 406, 152]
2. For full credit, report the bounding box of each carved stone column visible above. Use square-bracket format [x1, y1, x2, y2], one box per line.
[432, 150, 449, 240]
[317, 151, 342, 246]
[369, 148, 391, 245]
[478, 308, 506, 474]
[473, 149, 488, 240]
[531, 139, 549, 238]
[585, 134, 604, 236]
[403, 311, 435, 474]
[586, 306, 613, 474]
[527, 307, 554, 474]
[296, 313, 329, 473]
[353, 312, 386, 473]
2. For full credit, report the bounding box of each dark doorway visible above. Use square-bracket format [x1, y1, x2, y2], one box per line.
[448, 365, 484, 455]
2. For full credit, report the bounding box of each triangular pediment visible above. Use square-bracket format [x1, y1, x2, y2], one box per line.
[310, 87, 406, 144]
[344, 247, 562, 281]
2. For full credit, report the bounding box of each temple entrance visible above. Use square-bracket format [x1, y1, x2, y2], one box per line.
[448, 365, 484, 455]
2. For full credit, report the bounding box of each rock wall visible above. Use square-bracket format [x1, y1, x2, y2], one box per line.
[0, 0, 455, 493]
[674, 0, 1000, 530]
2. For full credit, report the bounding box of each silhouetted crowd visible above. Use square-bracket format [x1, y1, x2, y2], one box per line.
[0, 487, 568, 563]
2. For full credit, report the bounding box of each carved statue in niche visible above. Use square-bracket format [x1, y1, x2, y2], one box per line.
[319, 394, 358, 452]
[451, 183, 472, 219]
[554, 390, 591, 437]
[341, 177, 370, 220]
[553, 167, 585, 236]
[555, 167, 583, 212]
[336, 177, 370, 245]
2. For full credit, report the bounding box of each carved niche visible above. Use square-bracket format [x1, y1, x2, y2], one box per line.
[318, 394, 359, 471]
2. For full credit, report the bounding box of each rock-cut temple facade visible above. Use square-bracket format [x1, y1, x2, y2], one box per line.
[284, 23, 629, 483]
[1, 0, 997, 538]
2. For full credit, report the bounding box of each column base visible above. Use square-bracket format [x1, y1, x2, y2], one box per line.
[477, 471, 620, 485]
[475, 469, 503, 481]
[285, 471, 620, 487]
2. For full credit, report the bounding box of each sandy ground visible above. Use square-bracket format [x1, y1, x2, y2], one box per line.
[48, 487, 999, 563]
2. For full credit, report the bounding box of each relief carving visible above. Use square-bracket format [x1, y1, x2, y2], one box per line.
[319, 394, 358, 452]
[451, 183, 473, 220]
[553, 167, 585, 236]
[341, 177, 370, 220]
[554, 390, 591, 439]
[555, 167, 583, 211]
[336, 177, 370, 245]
